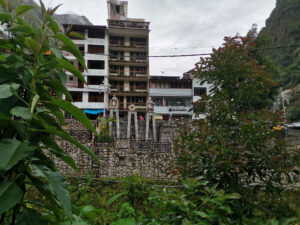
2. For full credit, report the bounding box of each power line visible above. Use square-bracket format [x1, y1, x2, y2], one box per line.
[64, 44, 300, 59]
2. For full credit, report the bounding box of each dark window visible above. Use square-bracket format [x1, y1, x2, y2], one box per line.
[69, 92, 83, 102]
[88, 93, 104, 102]
[88, 45, 104, 54]
[87, 76, 104, 85]
[88, 60, 105, 70]
[115, 5, 120, 14]
[194, 87, 207, 96]
[88, 28, 105, 39]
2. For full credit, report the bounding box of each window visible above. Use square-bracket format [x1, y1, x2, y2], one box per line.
[69, 92, 83, 102]
[88, 28, 105, 39]
[115, 5, 120, 14]
[87, 76, 104, 85]
[88, 45, 104, 54]
[153, 98, 163, 106]
[88, 93, 104, 102]
[194, 87, 207, 96]
[88, 60, 105, 70]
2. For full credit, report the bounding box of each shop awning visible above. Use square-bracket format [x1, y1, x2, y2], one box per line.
[84, 109, 104, 115]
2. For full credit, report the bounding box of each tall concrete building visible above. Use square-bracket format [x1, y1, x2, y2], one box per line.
[107, 0, 150, 116]
[63, 24, 109, 119]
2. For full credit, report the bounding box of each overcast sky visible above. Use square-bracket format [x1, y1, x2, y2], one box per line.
[34, 0, 276, 76]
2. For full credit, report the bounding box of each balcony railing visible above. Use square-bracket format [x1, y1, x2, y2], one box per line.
[130, 57, 148, 63]
[110, 86, 147, 93]
[130, 42, 147, 48]
[130, 86, 147, 93]
[130, 72, 148, 77]
[66, 81, 84, 89]
[110, 86, 124, 92]
[109, 70, 125, 77]
[109, 56, 124, 62]
[110, 40, 125, 47]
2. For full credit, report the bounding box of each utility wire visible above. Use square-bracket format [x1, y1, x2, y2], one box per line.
[71, 44, 300, 59]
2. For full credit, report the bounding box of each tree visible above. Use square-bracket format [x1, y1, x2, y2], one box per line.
[0, 1, 98, 224]
[176, 34, 299, 193]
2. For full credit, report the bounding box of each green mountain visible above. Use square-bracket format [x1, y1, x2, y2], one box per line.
[0, 0, 92, 26]
[259, 0, 300, 122]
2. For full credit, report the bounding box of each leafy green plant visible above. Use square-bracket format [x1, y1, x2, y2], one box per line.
[176, 34, 299, 192]
[96, 116, 115, 143]
[0, 1, 99, 224]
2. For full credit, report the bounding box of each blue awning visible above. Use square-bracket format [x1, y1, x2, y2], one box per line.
[84, 109, 104, 115]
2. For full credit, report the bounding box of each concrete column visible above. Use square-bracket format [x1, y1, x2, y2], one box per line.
[116, 109, 120, 139]
[109, 109, 113, 136]
[152, 113, 157, 142]
[127, 111, 132, 139]
[134, 112, 139, 140]
[145, 113, 150, 141]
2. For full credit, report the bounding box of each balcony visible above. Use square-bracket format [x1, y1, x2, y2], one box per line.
[66, 81, 84, 89]
[109, 40, 125, 47]
[130, 42, 147, 49]
[108, 19, 149, 30]
[131, 86, 147, 93]
[130, 72, 148, 78]
[109, 70, 125, 77]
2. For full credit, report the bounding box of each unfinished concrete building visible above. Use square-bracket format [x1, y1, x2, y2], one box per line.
[107, 0, 150, 116]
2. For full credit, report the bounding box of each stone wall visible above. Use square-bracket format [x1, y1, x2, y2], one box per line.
[55, 120, 300, 181]
[54, 119, 181, 180]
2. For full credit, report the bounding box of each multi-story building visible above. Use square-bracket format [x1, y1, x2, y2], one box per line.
[107, 0, 150, 115]
[63, 24, 109, 119]
[149, 75, 193, 120]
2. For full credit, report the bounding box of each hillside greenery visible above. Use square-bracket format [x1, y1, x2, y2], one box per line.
[258, 0, 300, 121]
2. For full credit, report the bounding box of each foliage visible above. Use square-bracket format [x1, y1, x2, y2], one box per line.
[176, 35, 299, 192]
[96, 116, 115, 143]
[259, 0, 300, 121]
[0, 1, 99, 224]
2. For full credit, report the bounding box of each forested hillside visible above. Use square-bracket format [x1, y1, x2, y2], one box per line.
[259, 0, 300, 121]
[0, 0, 92, 26]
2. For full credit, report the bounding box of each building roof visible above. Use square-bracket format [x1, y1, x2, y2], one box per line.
[62, 24, 107, 30]
[150, 75, 191, 81]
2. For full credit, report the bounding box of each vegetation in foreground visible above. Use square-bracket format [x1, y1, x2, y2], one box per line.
[0, 1, 299, 225]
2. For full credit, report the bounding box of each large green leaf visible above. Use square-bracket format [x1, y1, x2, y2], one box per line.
[16, 208, 48, 225]
[106, 192, 126, 208]
[15, 5, 35, 17]
[33, 165, 72, 219]
[25, 38, 41, 56]
[11, 106, 32, 120]
[0, 139, 34, 171]
[44, 77, 72, 100]
[57, 58, 85, 83]
[0, 180, 23, 214]
[0, 83, 20, 99]
[45, 14, 59, 34]
[40, 135, 77, 171]
[54, 33, 86, 69]
[9, 25, 37, 36]
[58, 215, 90, 225]
[112, 218, 136, 225]
[50, 99, 96, 134]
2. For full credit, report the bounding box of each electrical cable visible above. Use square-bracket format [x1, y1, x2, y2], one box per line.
[69, 44, 300, 59]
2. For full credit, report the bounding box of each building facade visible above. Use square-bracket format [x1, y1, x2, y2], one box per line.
[107, 0, 150, 115]
[63, 24, 109, 118]
[149, 75, 193, 120]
